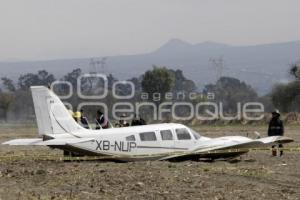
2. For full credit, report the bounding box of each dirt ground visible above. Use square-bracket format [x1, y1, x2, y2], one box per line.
[0, 124, 299, 200]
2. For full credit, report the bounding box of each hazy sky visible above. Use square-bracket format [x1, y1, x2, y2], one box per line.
[0, 0, 300, 61]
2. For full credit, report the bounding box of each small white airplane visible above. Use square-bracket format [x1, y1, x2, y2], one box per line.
[2, 86, 293, 162]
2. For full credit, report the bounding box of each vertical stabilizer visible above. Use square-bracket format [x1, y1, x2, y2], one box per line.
[31, 86, 84, 135]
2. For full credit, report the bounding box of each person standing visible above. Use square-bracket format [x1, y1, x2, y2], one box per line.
[131, 114, 140, 126]
[74, 111, 81, 123]
[268, 109, 284, 156]
[95, 110, 109, 129]
[131, 114, 146, 126]
[116, 113, 129, 127]
[139, 115, 146, 125]
[80, 109, 90, 129]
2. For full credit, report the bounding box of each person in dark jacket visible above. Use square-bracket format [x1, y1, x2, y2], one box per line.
[80, 109, 90, 129]
[268, 109, 284, 156]
[95, 110, 109, 129]
[139, 116, 146, 125]
[131, 115, 140, 126]
[131, 114, 146, 126]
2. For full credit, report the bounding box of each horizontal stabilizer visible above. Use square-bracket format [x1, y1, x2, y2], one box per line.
[2, 138, 95, 146]
[36, 138, 95, 146]
[2, 138, 43, 145]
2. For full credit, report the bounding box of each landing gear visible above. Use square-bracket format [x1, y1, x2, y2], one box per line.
[63, 150, 82, 157]
[271, 144, 284, 157]
[63, 150, 72, 156]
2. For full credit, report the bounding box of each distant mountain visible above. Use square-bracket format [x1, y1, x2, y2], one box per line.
[1, 39, 300, 94]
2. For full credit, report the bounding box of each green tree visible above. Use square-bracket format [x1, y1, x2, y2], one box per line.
[0, 92, 14, 122]
[204, 77, 258, 113]
[290, 63, 300, 80]
[108, 74, 118, 90]
[271, 81, 300, 112]
[63, 68, 82, 91]
[18, 73, 39, 90]
[141, 66, 175, 102]
[37, 70, 55, 86]
[18, 70, 55, 90]
[270, 63, 300, 112]
[1, 77, 16, 92]
[170, 69, 197, 93]
[141, 66, 175, 121]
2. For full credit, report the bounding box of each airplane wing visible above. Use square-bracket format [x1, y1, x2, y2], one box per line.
[2, 138, 95, 146]
[255, 136, 293, 145]
[160, 136, 294, 161]
[193, 136, 293, 153]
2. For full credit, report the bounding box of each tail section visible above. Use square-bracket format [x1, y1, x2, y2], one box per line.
[31, 86, 84, 135]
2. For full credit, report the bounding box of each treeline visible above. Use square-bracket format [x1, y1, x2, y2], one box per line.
[0, 67, 198, 122]
[271, 63, 300, 112]
[0, 64, 299, 123]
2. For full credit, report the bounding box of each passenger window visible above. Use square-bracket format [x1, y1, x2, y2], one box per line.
[139, 132, 157, 141]
[176, 128, 191, 140]
[126, 135, 136, 141]
[160, 130, 173, 140]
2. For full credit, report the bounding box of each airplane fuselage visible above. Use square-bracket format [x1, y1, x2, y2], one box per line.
[46, 123, 249, 161]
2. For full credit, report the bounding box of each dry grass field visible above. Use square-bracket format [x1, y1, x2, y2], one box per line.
[0, 124, 299, 200]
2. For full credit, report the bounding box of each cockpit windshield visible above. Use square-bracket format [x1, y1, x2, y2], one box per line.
[189, 128, 201, 140]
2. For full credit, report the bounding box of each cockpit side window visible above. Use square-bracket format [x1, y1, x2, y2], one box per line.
[175, 128, 191, 140]
[189, 128, 201, 140]
[126, 135, 136, 141]
[139, 132, 157, 141]
[160, 130, 173, 140]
